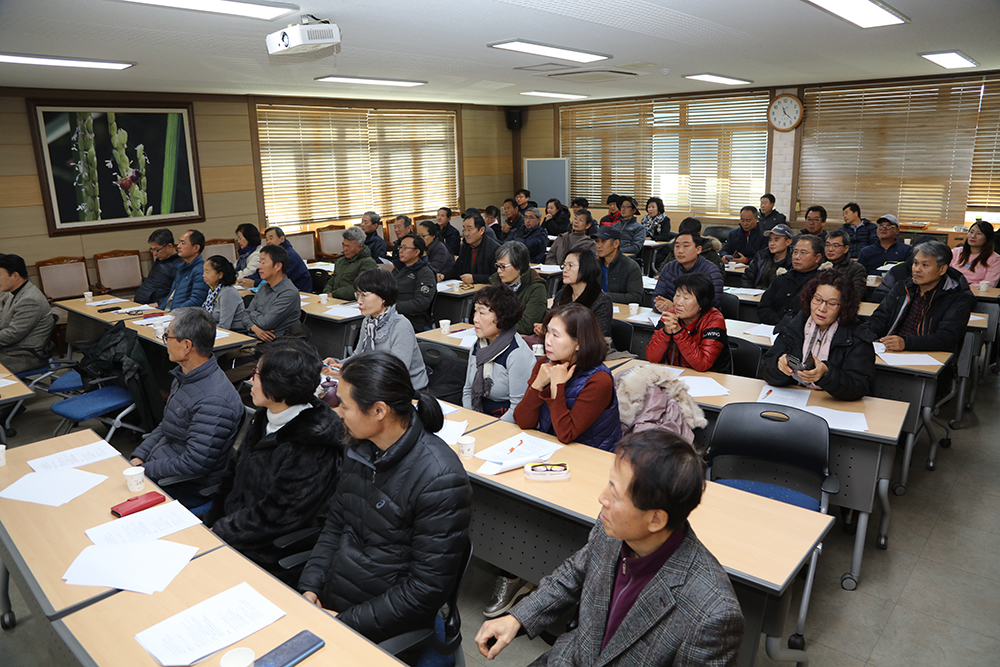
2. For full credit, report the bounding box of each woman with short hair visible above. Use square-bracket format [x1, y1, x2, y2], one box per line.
[489, 241, 548, 336]
[950, 220, 999, 287]
[234, 223, 262, 281]
[761, 269, 874, 401]
[514, 303, 622, 451]
[554, 249, 613, 337]
[322, 268, 428, 390]
[463, 285, 534, 422]
[646, 272, 730, 373]
[208, 340, 343, 583]
[542, 198, 571, 236]
[417, 220, 456, 279]
[641, 196, 671, 240]
[201, 255, 246, 331]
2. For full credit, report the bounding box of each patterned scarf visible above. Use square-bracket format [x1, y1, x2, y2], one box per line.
[202, 284, 221, 314]
[358, 305, 396, 354]
[800, 317, 838, 389]
[641, 213, 665, 235]
[470, 328, 517, 412]
[506, 277, 522, 293]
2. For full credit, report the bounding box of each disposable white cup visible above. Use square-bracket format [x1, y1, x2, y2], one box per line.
[628, 303, 639, 315]
[0, 445, 6, 467]
[980, 280, 990, 292]
[319, 293, 329, 304]
[220, 647, 255, 667]
[866, 275, 877, 286]
[83, 291, 93, 302]
[532, 344, 545, 355]
[123, 466, 145, 492]
[152, 324, 165, 340]
[440, 319, 451, 334]
[457, 436, 475, 460]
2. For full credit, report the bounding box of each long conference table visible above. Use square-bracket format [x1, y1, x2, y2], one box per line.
[0, 431, 405, 666]
[0, 364, 33, 444]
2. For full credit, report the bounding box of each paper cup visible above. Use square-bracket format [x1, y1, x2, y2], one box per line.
[440, 319, 451, 334]
[980, 280, 990, 292]
[83, 291, 93, 302]
[151, 324, 165, 340]
[457, 436, 475, 460]
[866, 275, 876, 286]
[0, 444, 5, 467]
[319, 293, 329, 304]
[123, 466, 145, 492]
[532, 344, 545, 355]
[220, 648, 255, 667]
[628, 303, 639, 315]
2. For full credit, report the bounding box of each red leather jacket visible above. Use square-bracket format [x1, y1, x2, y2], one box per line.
[645, 307, 730, 373]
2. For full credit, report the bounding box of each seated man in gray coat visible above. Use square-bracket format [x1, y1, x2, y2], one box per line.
[130, 308, 244, 506]
[476, 429, 744, 666]
[242, 244, 301, 342]
[0, 254, 54, 374]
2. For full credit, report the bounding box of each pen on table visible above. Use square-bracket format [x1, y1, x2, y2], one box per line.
[507, 439, 523, 455]
[762, 388, 773, 400]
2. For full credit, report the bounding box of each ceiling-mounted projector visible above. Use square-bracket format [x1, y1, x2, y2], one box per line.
[266, 22, 341, 55]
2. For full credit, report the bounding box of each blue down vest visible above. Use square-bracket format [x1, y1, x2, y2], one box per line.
[538, 363, 622, 452]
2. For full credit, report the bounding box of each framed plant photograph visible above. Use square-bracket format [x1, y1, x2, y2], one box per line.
[28, 100, 205, 236]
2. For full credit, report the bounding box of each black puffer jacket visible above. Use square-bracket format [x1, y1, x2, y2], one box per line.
[761, 312, 875, 401]
[758, 268, 819, 329]
[207, 400, 344, 579]
[859, 267, 975, 352]
[298, 413, 472, 642]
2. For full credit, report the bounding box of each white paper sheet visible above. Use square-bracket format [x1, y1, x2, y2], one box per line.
[135, 582, 285, 667]
[627, 311, 661, 327]
[877, 352, 944, 367]
[86, 500, 201, 545]
[724, 288, 765, 296]
[0, 468, 107, 506]
[535, 264, 563, 274]
[474, 432, 562, 475]
[612, 306, 619, 313]
[85, 297, 127, 307]
[970, 314, 985, 321]
[136, 315, 175, 326]
[436, 279, 462, 292]
[744, 324, 775, 338]
[63, 540, 198, 595]
[436, 399, 460, 416]
[323, 305, 362, 318]
[308, 262, 337, 271]
[435, 419, 468, 446]
[802, 406, 870, 433]
[757, 385, 810, 408]
[873, 342, 887, 355]
[214, 330, 231, 339]
[678, 376, 730, 397]
[27, 439, 120, 472]
[0, 378, 16, 388]
[642, 276, 658, 290]
[124, 304, 158, 312]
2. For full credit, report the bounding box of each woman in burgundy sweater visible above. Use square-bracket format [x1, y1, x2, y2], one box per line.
[646, 272, 732, 373]
[514, 303, 621, 451]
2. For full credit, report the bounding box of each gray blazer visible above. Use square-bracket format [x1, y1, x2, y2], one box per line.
[0, 281, 54, 373]
[512, 522, 744, 667]
[211, 285, 246, 332]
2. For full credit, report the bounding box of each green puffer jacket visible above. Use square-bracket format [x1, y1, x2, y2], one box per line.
[324, 246, 378, 300]
[489, 271, 548, 335]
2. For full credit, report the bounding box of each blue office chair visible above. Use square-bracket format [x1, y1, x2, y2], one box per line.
[706, 402, 839, 656]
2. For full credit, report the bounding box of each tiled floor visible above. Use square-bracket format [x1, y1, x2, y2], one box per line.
[2, 374, 998, 666]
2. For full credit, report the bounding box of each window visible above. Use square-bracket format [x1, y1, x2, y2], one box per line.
[257, 105, 459, 226]
[799, 75, 1000, 227]
[559, 93, 769, 217]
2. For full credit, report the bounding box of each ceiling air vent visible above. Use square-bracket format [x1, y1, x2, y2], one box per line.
[545, 70, 638, 84]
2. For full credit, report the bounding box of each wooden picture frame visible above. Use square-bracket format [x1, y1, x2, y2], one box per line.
[27, 99, 206, 236]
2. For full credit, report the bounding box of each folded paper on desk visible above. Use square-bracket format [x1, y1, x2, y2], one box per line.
[678, 376, 729, 397]
[0, 468, 107, 506]
[744, 324, 775, 339]
[877, 352, 943, 367]
[0, 377, 17, 388]
[27, 439, 119, 471]
[642, 276, 658, 290]
[126, 304, 158, 312]
[724, 287, 765, 296]
[435, 419, 468, 446]
[137, 315, 175, 327]
[63, 540, 198, 595]
[873, 342, 887, 355]
[214, 330, 231, 340]
[970, 314, 985, 321]
[802, 406, 869, 432]
[135, 582, 285, 667]
[85, 297, 127, 307]
[86, 500, 201, 545]
[437, 279, 461, 292]
[757, 385, 810, 408]
[535, 264, 563, 273]
[323, 305, 362, 318]
[436, 399, 460, 416]
[627, 312, 661, 327]
[475, 432, 562, 475]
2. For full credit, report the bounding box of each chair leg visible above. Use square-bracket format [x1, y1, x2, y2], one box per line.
[53, 418, 70, 437]
[0, 560, 14, 630]
[792, 546, 820, 644]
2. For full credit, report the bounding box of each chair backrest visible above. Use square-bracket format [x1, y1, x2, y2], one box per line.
[707, 402, 831, 490]
[308, 268, 330, 293]
[703, 226, 733, 244]
[316, 226, 347, 256]
[611, 319, 633, 354]
[94, 250, 143, 291]
[974, 301, 998, 345]
[204, 239, 237, 265]
[719, 292, 739, 320]
[36, 256, 89, 300]
[418, 340, 458, 367]
[286, 231, 316, 262]
[728, 337, 761, 379]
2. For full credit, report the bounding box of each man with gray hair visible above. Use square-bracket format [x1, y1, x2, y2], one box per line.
[130, 308, 243, 506]
[507, 206, 547, 263]
[324, 225, 377, 300]
[360, 210, 387, 261]
[860, 240, 975, 352]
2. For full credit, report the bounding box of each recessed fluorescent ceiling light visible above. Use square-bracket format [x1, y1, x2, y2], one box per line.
[489, 39, 609, 64]
[118, 0, 298, 21]
[0, 53, 133, 70]
[921, 51, 979, 69]
[315, 75, 426, 87]
[802, 0, 908, 29]
[521, 91, 588, 100]
[684, 73, 752, 86]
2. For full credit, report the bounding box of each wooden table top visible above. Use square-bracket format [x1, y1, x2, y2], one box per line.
[610, 359, 907, 442]
[438, 400, 499, 433]
[465, 420, 833, 594]
[0, 431, 222, 617]
[56, 546, 404, 667]
[298, 292, 365, 321]
[416, 323, 476, 350]
[436, 282, 489, 297]
[0, 363, 33, 405]
[54, 297, 151, 324]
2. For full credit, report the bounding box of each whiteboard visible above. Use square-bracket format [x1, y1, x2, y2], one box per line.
[523, 158, 569, 206]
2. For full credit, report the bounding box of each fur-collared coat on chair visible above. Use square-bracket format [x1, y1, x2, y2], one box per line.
[615, 364, 707, 443]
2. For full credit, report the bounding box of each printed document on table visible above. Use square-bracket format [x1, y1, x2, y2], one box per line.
[642, 276, 657, 290]
[744, 324, 775, 338]
[214, 330, 230, 339]
[757, 385, 810, 408]
[627, 311, 661, 327]
[323, 304, 362, 318]
[678, 376, 729, 398]
[447, 328, 479, 348]
[86, 500, 201, 545]
[873, 342, 887, 355]
[85, 297, 127, 307]
[0, 378, 17, 388]
[802, 406, 870, 433]
[475, 432, 562, 475]
[0, 468, 107, 507]
[125, 304, 158, 312]
[435, 420, 468, 446]
[63, 540, 198, 595]
[28, 439, 120, 472]
[136, 315, 175, 327]
[877, 352, 943, 367]
[437, 399, 461, 416]
[135, 582, 285, 666]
